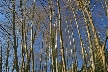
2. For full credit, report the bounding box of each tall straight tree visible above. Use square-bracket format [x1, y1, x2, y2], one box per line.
[55, 16, 58, 72]
[48, 0, 54, 72]
[12, 0, 19, 71]
[105, 0, 108, 17]
[20, 0, 25, 71]
[6, 40, 9, 72]
[56, 0, 66, 72]
[30, 0, 35, 72]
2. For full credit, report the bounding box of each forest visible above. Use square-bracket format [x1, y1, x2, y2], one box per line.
[0, 0, 108, 72]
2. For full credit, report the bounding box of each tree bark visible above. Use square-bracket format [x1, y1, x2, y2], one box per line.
[12, 1, 19, 71]
[57, 0, 66, 72]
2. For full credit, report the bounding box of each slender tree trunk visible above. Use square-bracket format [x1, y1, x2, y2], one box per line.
[40, 44, 42, 71]
[102, 37, 108, 72]
[48, 0, 54, 72]
[105, 0, 108, 17]
[45, 30, 49, 72]
[21, 15, 25, 72]
[20, 0, 26, 71]
[20, 0, 30, 71]
[45, 51, 47, 72]
[31, 1, 35, 72]
[55, 16, 58, 72]
[6, 41, 9, 72]
[57, 0, 66, 72]
[31, 17, 34, 72]
[12, 1, 19, 71]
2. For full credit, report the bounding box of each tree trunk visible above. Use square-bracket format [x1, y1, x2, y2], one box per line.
[6, 41, 9, 72]
[31, 1, 35, 72]
[12, 1, 19, 71]
[57, 0, 66, 72]
[48, 0, 54, 72]
[105, 0, 108, 17]
[55, 16, 58, 72]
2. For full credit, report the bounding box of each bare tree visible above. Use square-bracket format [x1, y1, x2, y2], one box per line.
[12, 0, 19, 71]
